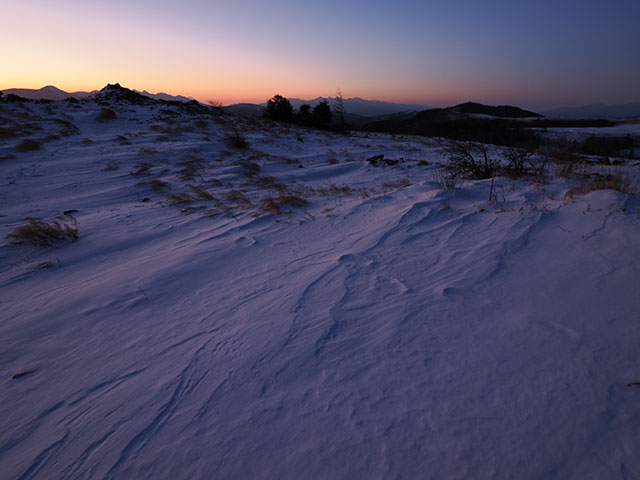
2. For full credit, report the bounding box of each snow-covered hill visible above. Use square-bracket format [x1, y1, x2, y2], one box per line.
[1, 91, 639, 479]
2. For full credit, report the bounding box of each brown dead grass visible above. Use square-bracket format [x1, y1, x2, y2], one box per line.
[258, 194, 309, 215]
[137, 179, 168, 191]
[131, 162, 154, 176]
[224, 189, 252, 207]
[16, 139, 41, 152]
[570, 169, 638, 195]
[7, 216, 78, 247]
[96, 108, 117, 122]
[177, 158, 206, 180]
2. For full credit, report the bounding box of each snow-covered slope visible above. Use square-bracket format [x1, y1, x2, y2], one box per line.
[1, 95, 639, 479]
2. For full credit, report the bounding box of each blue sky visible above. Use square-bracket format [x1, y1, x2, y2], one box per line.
[3, 0, 639, 109]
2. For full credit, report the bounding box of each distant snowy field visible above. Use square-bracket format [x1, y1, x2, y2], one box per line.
[1, 93, 640, 479]
[541, 121, 640, 140]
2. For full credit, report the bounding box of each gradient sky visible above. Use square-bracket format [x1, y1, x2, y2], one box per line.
[3, 0, 639, 109]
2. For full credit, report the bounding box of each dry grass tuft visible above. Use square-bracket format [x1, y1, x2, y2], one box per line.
[224, 189, 253, 207]
[7, 216, 78, 247]
[188, 184, 215, 200]
[571, 169, 637, 195]
[102, 160, 119, 171]
[431, 169, 463, 191]
[238, 161, 261, 176]
[165, 193, 196, 205]
[139, 146, 158, 155]
[258, 194, 309, 215]
[131, 161, 154, 176]
[382, 178, 412, 189]
[277, 195, 309, 208]
[16, 139, 41, 152]
[96, 108, 117, 122]
[137, 179, 168, 191]
[193, 118, 209, 129]
[177, 158, 206, 180]
[259, 197, 282, 215]
[164, 185, 215, 205]
[225, 129, 249, 149]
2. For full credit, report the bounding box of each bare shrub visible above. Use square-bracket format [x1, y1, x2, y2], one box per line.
[7, 216, 78, 247]
[446, 141, 497, 179]
[503, 147, 532, 177]
[16, 139, 41, 152]
[529, 159, 548, 188]
[432, 169, 463, 191]
[96, 108, 117, 122]
[553, 160, 586, 179]
[225, 129, 249, 149]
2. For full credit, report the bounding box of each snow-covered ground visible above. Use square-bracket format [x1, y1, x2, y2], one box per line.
[540, 121, 640, 141]
[1, 93, 640, 479]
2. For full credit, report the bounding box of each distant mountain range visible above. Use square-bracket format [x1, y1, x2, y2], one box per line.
[0, 85, 194, 103]
[4, 85, 638, 119]
[1, 85, 94, 101]
[541, 103, 640, 118]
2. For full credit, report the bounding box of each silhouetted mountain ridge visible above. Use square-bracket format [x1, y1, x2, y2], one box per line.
[0, 85, 193, 103]
[362, 101, 542, 148]
[450, 102, 542, 118]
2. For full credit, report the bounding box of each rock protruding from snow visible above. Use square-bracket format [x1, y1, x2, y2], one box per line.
[92, 83, 154, 106]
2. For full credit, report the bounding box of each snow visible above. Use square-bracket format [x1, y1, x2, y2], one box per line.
[1, 96, 640, 479]
[540, 122, 640, 140]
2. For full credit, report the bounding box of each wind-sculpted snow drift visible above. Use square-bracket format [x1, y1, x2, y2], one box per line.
[1, 91, 639, 479]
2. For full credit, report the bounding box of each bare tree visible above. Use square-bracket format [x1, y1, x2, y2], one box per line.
[333, 87, 346, 130]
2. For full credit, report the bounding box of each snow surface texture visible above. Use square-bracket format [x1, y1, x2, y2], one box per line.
[1, 97, 640, 479]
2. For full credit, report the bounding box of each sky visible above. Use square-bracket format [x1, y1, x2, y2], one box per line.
[2, 0, 639, 110]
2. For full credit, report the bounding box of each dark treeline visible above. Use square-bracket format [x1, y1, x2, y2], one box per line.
[264, 94, 348, 131]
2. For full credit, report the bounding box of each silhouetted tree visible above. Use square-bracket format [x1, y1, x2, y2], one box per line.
[312, 100, 332, 128]
[266, 94, 293, 122]
[333, 88, 346, 129]
[297, 104, 312, 125]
